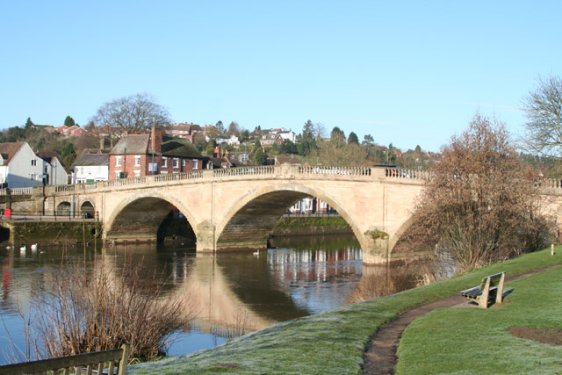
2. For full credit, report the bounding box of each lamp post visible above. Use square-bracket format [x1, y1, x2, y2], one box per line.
[70, 172, 75, 218]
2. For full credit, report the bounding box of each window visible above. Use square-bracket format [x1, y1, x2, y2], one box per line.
[134, 169, 141, 177]
[116, 156, 122, 167]
[161, 157, 167, 167]
[173, 158, 179, 169]
[192, 160, 198, 170]
[31, 159, 36, 166]
[134, 155, 141, 167]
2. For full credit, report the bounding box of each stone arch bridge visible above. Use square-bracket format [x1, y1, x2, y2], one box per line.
[27, 165, 562, 265]
[45, 165, 430, 265]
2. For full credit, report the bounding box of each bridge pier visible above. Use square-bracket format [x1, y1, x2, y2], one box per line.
[361, 235, 390, 265]
[195, 221, 216, 252]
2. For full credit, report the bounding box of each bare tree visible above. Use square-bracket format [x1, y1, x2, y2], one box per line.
[92, 93, 171, 133]
[404, 115, 552, 272]
[523, 76, 562, 157]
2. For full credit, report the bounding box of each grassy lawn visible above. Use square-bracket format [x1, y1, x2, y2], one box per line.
[131, 247, 562, 375]
[397, 266, 562, 374]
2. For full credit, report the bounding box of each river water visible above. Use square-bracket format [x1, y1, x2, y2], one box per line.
[0, 235, 438, 365]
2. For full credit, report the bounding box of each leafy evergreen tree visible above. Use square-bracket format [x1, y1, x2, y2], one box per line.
[61, 142, 76, 168]
[216, 121, 225, 136]
[281, 139, 297, 154]
[251, 146, 267, 165]
[298, 120, 317, 156]
[25, 117, 34, 129]
[330, 127, 346, 147]
[64, 116, 76, 127]
[303, 120, 315, 140]
[362, 134, 374, 145]
[347, 132, 359, 145]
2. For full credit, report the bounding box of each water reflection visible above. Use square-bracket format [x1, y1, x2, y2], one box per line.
[0, 235, 442, 365]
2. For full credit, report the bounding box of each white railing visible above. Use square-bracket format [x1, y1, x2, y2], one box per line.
[384, 168, 433, 181]
[538, 178, 562, 189]
[213, 166, 275, 178]
[153, 170, 203, 182]
[0, 187, 33, 196]
[298, 165, 373, 176]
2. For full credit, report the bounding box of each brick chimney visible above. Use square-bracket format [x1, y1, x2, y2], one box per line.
[150, 125, 162, 153]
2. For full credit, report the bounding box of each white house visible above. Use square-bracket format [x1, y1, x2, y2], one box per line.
[278, 130, 297, 143]
[37, 151, 69, 186]
[216, 135, 240, 146]
[289, 197, 331, 214]
[0, 142, 46, 188]
[71, 149, 109, 183]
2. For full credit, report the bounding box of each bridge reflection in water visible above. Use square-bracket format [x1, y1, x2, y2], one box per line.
[0, 236, 440, 362]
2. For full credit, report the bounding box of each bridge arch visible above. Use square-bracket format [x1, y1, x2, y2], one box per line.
[104, 192, 199, 245]
[56, 201, 71, 216]
[215, 183, 369, 252]
[80, 201, 95, 218]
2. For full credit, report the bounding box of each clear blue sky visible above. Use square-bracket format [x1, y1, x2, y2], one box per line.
[1, 1, 561, 151]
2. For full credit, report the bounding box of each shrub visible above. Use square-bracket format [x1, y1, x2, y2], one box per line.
[34, 258, 185, 361]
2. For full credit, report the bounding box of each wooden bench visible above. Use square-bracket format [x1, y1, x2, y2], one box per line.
[461, 272, 509, 309]
[0, 344, 129, 375]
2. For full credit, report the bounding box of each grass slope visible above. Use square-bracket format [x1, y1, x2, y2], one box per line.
[397, 266, 562, 374]
[131, 247, 562, 374]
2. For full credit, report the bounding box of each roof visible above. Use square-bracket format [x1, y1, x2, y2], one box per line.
[161, 140, 202, 158]
[110, 134, 151, 155]
[36, 150, 60, 163]
[72, 149, 109, 167]
[0, 142, 25, 164]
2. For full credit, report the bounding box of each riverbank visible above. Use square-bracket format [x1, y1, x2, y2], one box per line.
[271, 215, 352, 236]
[131, 246, 562, 374]
[0, 221, 101, 245]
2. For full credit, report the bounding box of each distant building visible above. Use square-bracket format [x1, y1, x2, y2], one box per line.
[71, 149, 109, 183]
[37, 151, 69, 186]
[0, 142, 68, 187]
[289, 197, 331, 214]
[165, 123, 202, 143]
[55, 125, 86, 138]
[278, 130, 296, 143]
[259, 128, 296, 148]
[216, 135, 240, 146]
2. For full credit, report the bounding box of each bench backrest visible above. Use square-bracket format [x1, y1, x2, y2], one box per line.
[0, 344, 129, 375]
[479, 272, 504, 290]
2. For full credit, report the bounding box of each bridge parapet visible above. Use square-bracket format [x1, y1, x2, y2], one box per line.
[213, 165, 275, 178]
[383, 168, 433, 181]
[46, 165, 429, 196]
[537, 178, 562, 195]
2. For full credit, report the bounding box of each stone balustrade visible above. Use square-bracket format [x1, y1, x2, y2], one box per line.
[0, 187, 33, 196]
[3, 166, 561, 197]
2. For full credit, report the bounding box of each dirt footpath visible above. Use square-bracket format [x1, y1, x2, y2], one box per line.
[362, 266, 560, 375]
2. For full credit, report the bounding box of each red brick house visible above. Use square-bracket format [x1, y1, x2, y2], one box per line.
[159, 140, 208, 174]
[109, 133, 161, 180]
[108, 128, 208, 180]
